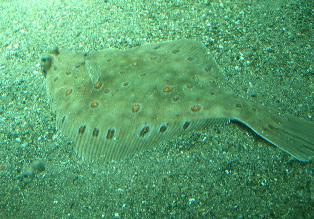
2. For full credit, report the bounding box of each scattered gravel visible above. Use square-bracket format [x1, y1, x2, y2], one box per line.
[0, 0, 313, 218]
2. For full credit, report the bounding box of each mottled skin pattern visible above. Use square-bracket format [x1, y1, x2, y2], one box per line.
[41, 40, 314, 163]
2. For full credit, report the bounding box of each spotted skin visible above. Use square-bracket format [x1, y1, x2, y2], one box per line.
[42, 40, 314, 163]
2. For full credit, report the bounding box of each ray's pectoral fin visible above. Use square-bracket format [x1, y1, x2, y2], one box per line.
[233, 106, 314, 162]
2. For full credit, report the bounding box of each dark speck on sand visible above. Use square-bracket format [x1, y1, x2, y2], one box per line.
[0, 0, 313, 218]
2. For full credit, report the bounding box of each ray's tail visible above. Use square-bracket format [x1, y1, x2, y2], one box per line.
[232, 105, 314, 161]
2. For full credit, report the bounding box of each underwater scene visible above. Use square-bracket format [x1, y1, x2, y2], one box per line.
[0, 0, 313, 218]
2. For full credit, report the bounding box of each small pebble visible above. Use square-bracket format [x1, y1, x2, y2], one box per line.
[249, 90, 257, 97]
[18, 170, 34, 184]
[31, 160, 46, 173]
[234, 66, 241, 72]
[188, 197, 197, 205]
[261, 179, 268, 187]
[113, 212, 120, 219]
[20, 143, 28, 148]
[20, 170, 34, 178]
[264, 47, 274, 53]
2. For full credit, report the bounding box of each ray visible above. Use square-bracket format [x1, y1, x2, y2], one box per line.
[40, 39, 314, 163]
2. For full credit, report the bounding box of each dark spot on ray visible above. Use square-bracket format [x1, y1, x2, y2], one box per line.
[132, 103, 141, 113]
[191, 105, 201, 112]
[140, 126, 150, 137]
[173, 96, 180, 102]
[61, 116, 66, 124]
[183, 121, 190, 130]
[204, 65, 212, 72]
[66, 88, 72, 96]
[153, 45, 161, 49]
[106, 129, 115, 140]
[172, 49, 179, 54]
[91, 100, 99, 108]
[159, 125, 167, 133]
[92, 128, 99, 137]
[95, 81, 102, 89]
[187, 57, 195, 61]
[79, 125, 86, 134]
[163, 85, 173, 93]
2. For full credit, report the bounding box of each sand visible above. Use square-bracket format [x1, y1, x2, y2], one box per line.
[0, 0, 313, 218]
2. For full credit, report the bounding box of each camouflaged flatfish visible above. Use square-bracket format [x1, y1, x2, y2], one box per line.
[40, 39, 314, 163]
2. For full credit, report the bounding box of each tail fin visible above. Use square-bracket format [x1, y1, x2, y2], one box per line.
[233, 109, 314, 161]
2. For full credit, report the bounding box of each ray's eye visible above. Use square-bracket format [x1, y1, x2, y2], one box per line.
[40, 55, 53, 77]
